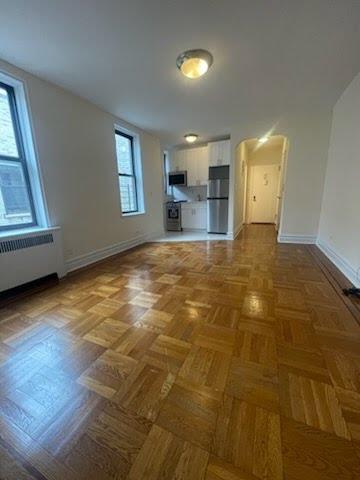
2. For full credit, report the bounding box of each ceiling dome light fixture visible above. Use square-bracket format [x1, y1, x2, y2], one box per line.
[258, 136, 269, 144]
[184, 133, 198, 143]
[176, 49, 213, 79]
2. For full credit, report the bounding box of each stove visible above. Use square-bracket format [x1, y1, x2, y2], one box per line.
[165, 201, 184, 231]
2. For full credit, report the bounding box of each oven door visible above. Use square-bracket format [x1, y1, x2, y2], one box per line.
[167, 205, 180, 220]
[166, 204, 182, 231]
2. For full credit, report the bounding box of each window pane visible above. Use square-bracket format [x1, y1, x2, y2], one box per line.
[0, 87, 19, 157]
[119, 175, 137, 212]
[0, 161, 34, 227]
[115, 133, 133, 175]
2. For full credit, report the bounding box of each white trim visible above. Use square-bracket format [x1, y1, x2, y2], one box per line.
[122, 211, 146, 217]
[0, 225, 60, 241]
[277, 234, 317, 244]
[316, 238, 360, 288]
[114, 125, 146, 216]
[233, 223, 243, 240]
[65, 230, 163, 273]
[0, 69, 50, 228]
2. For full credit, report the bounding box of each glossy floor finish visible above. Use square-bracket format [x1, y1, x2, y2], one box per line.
[153, 230, 230, 242]
[1, 225, 360, 480]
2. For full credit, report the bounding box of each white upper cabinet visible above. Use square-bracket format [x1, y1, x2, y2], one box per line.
[186, 149, 197, 186]
[170, 149, 187, 172]
[196, 147, 209, 186]
[186, 146, 209, 186]
[170, 146, 209, 186]
[208, 140, 231, 166]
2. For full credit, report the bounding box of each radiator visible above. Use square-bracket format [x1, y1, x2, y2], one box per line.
[0, 227, 65, 292]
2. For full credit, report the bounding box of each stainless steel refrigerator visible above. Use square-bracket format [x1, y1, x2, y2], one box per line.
[207, 165, 229, 234]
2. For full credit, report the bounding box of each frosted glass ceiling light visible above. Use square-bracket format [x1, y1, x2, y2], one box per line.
[177, 49, 213, 79]
[184, 133, 198, 143]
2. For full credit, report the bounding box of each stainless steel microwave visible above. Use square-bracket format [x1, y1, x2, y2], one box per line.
[168, 171, 187, 186]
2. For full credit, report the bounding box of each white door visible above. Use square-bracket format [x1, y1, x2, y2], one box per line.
[248, 165, 279, 223]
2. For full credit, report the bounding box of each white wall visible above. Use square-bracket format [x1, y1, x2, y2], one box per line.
[0, 59, 164, 269]
[229, 111, 332, 241]
[233, 141, 248, 236]
[318, 72, 360, 287]
[247, 144, 282, 166]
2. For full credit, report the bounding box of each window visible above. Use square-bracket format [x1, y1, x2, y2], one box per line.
[115, 130, 143, 215]
[0, 81, 36, 230]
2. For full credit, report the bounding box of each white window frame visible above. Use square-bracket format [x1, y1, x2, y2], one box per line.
[0, 70, 49, 233]
[114, 126, 145, 217]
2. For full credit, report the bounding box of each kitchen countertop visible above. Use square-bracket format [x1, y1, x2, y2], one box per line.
[164, 199, 206, 205]
[181, 200, 207, 206]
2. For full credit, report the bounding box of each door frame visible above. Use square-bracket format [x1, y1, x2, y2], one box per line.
[241, 136, 289, 229]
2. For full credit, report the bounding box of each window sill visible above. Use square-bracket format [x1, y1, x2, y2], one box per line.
[0, 225, 60, 240]
[122, 211, 146, 218]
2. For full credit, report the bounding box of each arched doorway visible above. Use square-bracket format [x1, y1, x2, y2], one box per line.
[234, 135, 289, 235]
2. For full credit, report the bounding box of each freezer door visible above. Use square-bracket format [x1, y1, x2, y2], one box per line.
[207, 199, 228, 234]
[207, 179, 229, 199]
[208, 165, 230, 180]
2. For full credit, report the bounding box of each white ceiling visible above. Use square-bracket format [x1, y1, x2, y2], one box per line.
[1, 1, 360, 148]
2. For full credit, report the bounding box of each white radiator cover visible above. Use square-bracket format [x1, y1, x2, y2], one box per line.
[0, 227, 65, 292]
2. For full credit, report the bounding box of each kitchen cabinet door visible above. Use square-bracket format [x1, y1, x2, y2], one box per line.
[208, 142, 218, 167]
[170, 150, 187, 172]
[209, 140, 230, 166]
[186, 148, 197, 186]
[186, 146, 209, 186]
[169, 151, 179, 172]
[197, 146, 209, 185]
[196, 207, 207, 229]
[220, 140, 231, 166]
[182, 204, 207, 230]
[178, 150, 188, 172]
[181, 207, 194, 229]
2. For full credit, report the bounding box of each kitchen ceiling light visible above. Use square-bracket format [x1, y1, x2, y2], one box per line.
[176, 49, 213, 79]
[258, 136, 269, 144]
[184, 133, 198, 143]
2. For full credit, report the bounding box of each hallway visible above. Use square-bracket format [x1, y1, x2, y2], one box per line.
[0, 225, 360, 479]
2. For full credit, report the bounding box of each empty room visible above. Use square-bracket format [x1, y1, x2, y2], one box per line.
[1, 1, 360, 479]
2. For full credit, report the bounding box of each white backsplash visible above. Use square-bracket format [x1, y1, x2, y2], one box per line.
[170, 185, 207, 202]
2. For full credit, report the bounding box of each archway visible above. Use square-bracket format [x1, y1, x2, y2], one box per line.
[233, 135, 289, 237]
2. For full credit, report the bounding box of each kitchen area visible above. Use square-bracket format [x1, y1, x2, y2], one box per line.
[159, 138, 231, 241]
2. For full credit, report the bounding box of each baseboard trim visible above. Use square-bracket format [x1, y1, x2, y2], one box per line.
[233, 223, 244, 240]
[278, 234, 317, 244]
[316, 239, 360, 288]
[65, 230, 164, 274]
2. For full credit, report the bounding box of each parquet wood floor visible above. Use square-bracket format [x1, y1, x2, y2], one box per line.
[1, 224, 360, 479]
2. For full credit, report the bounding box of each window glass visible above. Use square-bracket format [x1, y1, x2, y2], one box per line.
[0, 161, 34, 227]
[115, 131, 139, 214]
[0, 87, 19, 157]
[119, 175, 137, 213]
[115, 133, 133, 175]
[0, 82, 36, 230]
